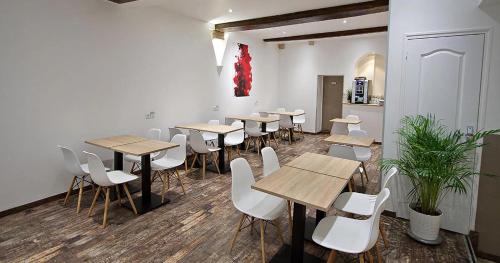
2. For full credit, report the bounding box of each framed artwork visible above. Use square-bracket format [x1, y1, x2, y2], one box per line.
[233, 43, 252, 97]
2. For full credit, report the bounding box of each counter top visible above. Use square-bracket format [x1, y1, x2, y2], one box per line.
[343, 103, 384, 107]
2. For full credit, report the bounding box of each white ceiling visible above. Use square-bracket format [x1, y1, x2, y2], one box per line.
[129, 0, 388, 41]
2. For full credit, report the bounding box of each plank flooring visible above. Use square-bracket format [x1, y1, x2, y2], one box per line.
[0, 134, 471, 262]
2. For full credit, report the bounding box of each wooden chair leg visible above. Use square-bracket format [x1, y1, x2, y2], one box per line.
[327, 250, 337, 263]
[359, 169, 365, 187]
[274, 219, 285, 244]
[130, 162, 135, 173]
[161, 173, 167, 203]
[288, 130, 292, 144]
[102, 187, 110, 228]
[175, 169, 186, 194]
[115, 185, 122, 206]
[123, 184, 137, 215]
[237, 145, 241, 156]
[76, 177, 85, 213]
[380, 224, 388, 248]
[184, 161, 188, 175]
[64, 176, 77, 205]
[88, 186, 101, 217]
[190, 153, 198, 172]
[287, 201, 293, 239]
[348, 179, 353, 192]
[245, 139, 251, 152]
[362, 162, 369, 182]
[229, 214, 246, 252]
[359, 253, 365, 263]
[375, 242, 383, 263]
[259, 220, 266, 263]
[212, 153, 221, 175]
[367, 250, 374, 263]
[202, 154, 206, 180]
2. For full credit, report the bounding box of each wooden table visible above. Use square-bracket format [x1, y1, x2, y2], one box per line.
[324, 134, 374, 147]
[176, 123, 243, 173]
[226, 115, 279, 150]
[85, 136, 178, 214]
[285, 152, 361, 180]
[330, 118, 362, 124]
[264, 111, 305, 142]
[253, 155, 358, 263]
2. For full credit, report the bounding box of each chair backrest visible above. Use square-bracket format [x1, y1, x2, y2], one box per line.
[84, 151, 113, 186]
[262, 147, 280, 177]
[349, 129, 371, 154]
[169, 128, 183, 141]
[346, 114, 359, 121]
[279, 114, 293, 129]
[58, 145, 86, 176]
[259, 112, 269, 117]
[165, 134, 187, 162]
[250, 112, 260, 117]
[346, 115, 361, 131]
[226, 121, 245, 143]
[267, 114, 280, 130]
[294, 109, 305, 122]
[230, 158, 256, 211]
[189, 130, 209, 153]
[147, 128, 162, 140]
[208, 119, 220, 125]
[382, 167, 398, 189]
[330, 122, 348, 135]
[365, 188, 390, 250]
[245, 120, 261, 136]
[327, 145, 357, 161]
[276, 108, 286, 113]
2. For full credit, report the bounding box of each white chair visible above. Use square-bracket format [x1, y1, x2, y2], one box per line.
[276, 108, 286, 113]
[202, 120, 219, 146]
[58, 145, 104, 213]
[190, 130, 220, 179]
[327, 144, 365, 188]
[84, 151, 139, 228]
[349, 129, 372, 183]
[333, 167, 398, 249]
[330, 122, 349, 135]
[125, 128, 162, 173]
[261, 147, 292, 237]
[292, 109, 306, 138]
[312, 189, 391, 263]
[224, 121, 245, 161]
[152, 134, 187, 202]
[259, 112, 269, 117]
[229, 158, 287, 263]
[245, 120, 268, 155]
[250, 112, 260, 117]
[169, 127, 189, 173]
[346, 114, 361, 131]
[169, 127, 183, 141]
[279, 114, 294, 144]
[265, 114, 280, 149]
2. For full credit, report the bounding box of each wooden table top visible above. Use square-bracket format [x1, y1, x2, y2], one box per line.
[285, 152, 360, 180]
[176, 123, 243, 134]
[85, 135, 147, 149]
[265, 111, 305, 116]
[324, 134, 374, 147]
[330, 118, 362, 124]
[111, 139, 178, 156]
[226, 115, 279, 123]
[252, 166, 347, 212]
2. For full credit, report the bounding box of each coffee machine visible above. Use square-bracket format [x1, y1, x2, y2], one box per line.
[351, 77, 370, 104]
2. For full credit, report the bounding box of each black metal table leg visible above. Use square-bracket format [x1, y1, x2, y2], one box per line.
[124, 154, 167, 214]
[217, 133, 228, 173]
[269, 203, 323, 263]
[114, 152, 123, 170]
[261, 122, 268, 151]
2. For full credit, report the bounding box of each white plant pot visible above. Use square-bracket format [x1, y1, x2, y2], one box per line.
[408, 204, 442, 243]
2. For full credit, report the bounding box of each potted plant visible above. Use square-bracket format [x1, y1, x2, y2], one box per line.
[346, 88, 352, 103]
[381, 114, 499, 244]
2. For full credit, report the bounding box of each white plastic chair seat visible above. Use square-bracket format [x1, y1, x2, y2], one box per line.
[106, 170, 139, 185]
[208, 146, 221, 152]
[333, 192, 377, 216]
[151, 158, 184, 171]
[236, 191, 286, 221]
[355, 151, 371, 161]
[293, 119, 305, 124]
[225, 137, 243, 146]
[125, 152, 161, 163]
[312, 215, 371, 254]
[266, 126, 279, 133]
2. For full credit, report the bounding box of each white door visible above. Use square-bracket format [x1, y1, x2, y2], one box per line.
[401, 33, 485, 234]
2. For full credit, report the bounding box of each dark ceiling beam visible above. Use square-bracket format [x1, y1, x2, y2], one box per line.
[107, 0, 138, 3]
[263, 26, 388, 42]
[214, 0, 388, 32]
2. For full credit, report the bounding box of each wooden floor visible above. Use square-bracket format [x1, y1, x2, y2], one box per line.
[0, 133, 471, 262]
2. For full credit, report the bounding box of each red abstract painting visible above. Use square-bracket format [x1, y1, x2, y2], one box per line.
[233, 43, 252, 97]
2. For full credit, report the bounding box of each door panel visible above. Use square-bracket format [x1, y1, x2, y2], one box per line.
[402, 34, 485, 234]
[321, 76, 343, 132]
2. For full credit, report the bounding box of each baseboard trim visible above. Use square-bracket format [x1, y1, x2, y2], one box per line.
[0, 185, 93, 218]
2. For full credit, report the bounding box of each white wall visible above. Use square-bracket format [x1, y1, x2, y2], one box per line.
[383, 0, 500, 230]
[277, 34, 387, 132]
[0, 0, 279, 212]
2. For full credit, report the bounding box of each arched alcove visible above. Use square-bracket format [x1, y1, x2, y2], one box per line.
[354, 53, 386, 98]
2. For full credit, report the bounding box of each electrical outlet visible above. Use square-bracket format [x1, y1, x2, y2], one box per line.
[212, 105, 219, 111]
[145, 111, 156, 120]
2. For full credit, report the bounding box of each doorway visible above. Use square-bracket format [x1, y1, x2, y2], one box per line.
[320, 75, 344, 132]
